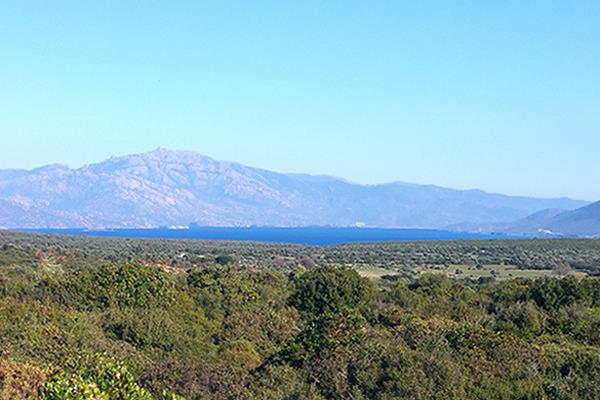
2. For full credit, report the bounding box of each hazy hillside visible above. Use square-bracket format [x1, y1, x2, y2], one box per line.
[500, 209, 569, 236]
[0, 148, 588, 229]
[504, 202, 600, 237]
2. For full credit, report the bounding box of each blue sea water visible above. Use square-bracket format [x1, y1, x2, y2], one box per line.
[21, 227, 513, 246]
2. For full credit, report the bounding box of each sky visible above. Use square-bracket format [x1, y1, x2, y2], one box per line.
[0, 1, 599, 200]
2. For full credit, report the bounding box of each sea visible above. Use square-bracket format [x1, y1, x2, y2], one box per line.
[21, 227, 514, 246]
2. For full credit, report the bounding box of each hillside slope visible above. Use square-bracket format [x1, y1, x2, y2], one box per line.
[501, 202, 600, 237]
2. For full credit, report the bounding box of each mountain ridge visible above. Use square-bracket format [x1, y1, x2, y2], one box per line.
[0, 148, 589, 229]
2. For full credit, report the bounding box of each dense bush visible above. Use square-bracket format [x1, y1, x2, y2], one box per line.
[289, 266, 372, 316]
[39, 354, 155, 400]
[1, 241, 600, 398]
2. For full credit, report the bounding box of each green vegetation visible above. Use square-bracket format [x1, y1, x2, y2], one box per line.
[1, 231, 600, 398]
[3, 230, 600, 276]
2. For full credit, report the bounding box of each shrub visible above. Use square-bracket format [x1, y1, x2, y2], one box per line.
[39, 354, 155, 400]
[0, 359, 47, 399]
[43, 262, 176, 310]
[289, 266, 372, 317]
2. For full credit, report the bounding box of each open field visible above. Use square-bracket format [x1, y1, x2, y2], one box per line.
[418, 263, 589, 281]
[357, 263, 589, 281]
[355, 265, 406, 280]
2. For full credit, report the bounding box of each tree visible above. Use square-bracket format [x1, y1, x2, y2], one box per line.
[215, 254, 236, 265]
[289, 266, 372, 317]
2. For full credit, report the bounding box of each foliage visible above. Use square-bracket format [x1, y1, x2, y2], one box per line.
[38, 354, 183, 400]
[0, 359, 47, 399]
[39, 354, 154, 400]
[1, 233, 600, 399]
[289, 266, 372, 316]
[215, 254, 236, 265]
[5, 230, 600, 275]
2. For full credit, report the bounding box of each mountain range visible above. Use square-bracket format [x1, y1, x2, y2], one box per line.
[0, 148, 594, 233]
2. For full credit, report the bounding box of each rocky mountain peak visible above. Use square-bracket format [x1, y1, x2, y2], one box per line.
[0, 150, 590, 230]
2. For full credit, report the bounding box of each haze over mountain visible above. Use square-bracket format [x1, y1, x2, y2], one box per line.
[0, 148, 589, 230]
[501, 201, 600, 237]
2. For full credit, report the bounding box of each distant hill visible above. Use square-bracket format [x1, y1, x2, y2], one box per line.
[502, 202, 600, 237]
[0, 148, 589, 229]
[500, 209, 569, 236]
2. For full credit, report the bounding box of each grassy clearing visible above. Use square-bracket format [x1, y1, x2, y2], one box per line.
[417, 264, 588, 281]
[356, 266, 405, 280]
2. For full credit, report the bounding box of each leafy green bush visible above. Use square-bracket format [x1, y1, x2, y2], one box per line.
[215, 254, 236, 265]
[289, 266, 372, 317]
[43, 262, 176, 310]
[103, 306, 214, 357]
[39, 354, 155, 400]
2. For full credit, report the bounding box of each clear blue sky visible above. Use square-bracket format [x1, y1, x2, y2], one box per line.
[1, 1, 598, 200]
